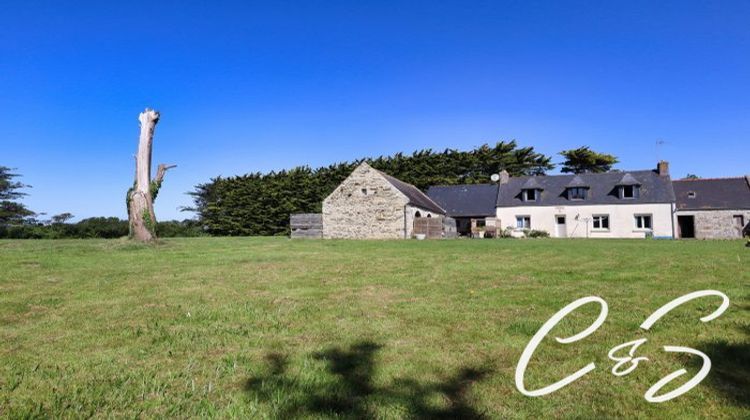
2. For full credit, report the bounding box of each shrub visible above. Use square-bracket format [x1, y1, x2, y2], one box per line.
[527, 229, 550, 238]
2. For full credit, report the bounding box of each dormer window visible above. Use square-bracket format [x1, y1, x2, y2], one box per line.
[620, 185, 639, 199]
[520, 178, 543, 202]
[523, 189, 537, 202]
[568, 187, 588, 200]
[617, 173, 640, 199]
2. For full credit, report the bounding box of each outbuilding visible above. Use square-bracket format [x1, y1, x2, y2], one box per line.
[673, 177, 750, 239]
[322, 162, 445, 239]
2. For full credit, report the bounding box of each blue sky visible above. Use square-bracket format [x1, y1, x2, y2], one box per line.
[2, 1, 748, 220]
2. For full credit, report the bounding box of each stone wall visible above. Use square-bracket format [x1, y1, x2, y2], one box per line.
[322, 163, 409, 239]
[676, 210, 750, 239]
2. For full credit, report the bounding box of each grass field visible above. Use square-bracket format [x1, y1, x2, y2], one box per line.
[0, 237, 748, 418]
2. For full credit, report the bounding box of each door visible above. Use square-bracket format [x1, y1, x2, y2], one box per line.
[733, 215, 745, 237]
[555, 215, 567, 238]
[678, 215, 695, 238]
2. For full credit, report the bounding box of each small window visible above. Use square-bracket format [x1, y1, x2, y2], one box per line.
[524, 189, 537, 201]
[734, 215, 745, 228]
[592, 215, 610, 230]
[621, 185, 638, 199]
[414, 211, 422, 218]
[568, 187, 587, 200]
[476, 219, 486, 228]
[688, 191, 696, 199]
[427, 214, 432, 218]
[516, 216, 531, 229]
[635, 214, 653, 230]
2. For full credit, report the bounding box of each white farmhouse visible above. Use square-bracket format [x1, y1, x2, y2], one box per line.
[494, 162, 676, 238]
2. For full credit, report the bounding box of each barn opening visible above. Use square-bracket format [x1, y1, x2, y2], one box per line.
[677, 215, 695, 238]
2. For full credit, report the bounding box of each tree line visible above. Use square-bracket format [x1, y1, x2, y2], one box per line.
[2, 145, 621, 238]
[186, 142, 618, 236]
[0, 166, 202, 239]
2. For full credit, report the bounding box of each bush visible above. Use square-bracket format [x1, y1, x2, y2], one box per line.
[156, 220, 206, 237]
[527, 229, 550, 238]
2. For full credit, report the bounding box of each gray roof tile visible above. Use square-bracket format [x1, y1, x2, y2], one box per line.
[377, 171, 446, 214]
[673, 177, 750, 210]
[496, 170, 675, 207]
[426, 184, 498, 217]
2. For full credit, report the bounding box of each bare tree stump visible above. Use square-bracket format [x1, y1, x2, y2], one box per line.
[127, 109, 175, 242]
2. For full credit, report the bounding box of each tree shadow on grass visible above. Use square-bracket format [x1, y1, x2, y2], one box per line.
[245, 340, 491, 419]
[689, 322, 750, 408]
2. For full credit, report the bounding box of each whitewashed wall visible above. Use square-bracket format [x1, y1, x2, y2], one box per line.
[496, 203, 675, 238]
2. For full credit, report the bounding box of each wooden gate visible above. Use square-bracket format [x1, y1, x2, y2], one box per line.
[413, 216, 444, 239]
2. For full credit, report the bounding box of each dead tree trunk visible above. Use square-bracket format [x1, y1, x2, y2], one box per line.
[127, 109, 175, 242]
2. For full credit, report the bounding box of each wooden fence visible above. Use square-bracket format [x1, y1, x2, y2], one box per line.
[290, 213, 323, 239]
[413, 216, 456, 239]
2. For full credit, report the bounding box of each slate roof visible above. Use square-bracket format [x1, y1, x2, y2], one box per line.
[567, 175, 589, 187]
[426, 184, 498, 217]
[521, 177, 543, 190]
[377, 171, 446, 214]
[618, 173, 641, 186]
[673, 177, 750, 210]
[496, 170, 676, 207]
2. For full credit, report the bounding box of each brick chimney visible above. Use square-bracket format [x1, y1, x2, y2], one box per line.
[657, 161, 669, 176]
[499, 170, 510, 184]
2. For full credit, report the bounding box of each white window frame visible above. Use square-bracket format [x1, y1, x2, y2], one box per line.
[523, 189, 537, 202]
[516, 215, 531, 229]
[620, 185, 637, 199]
[592, 214, 610, 231]
[634, 214, 653, 230]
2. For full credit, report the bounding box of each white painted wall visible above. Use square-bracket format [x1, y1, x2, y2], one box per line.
[496, 203, 674, 238]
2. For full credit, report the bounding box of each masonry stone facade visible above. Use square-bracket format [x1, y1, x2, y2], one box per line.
[675, 210, 750, 239]
[322, 163, 404, 239]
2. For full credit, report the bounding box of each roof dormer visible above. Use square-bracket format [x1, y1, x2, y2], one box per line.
[566, 176, 589, 200]
[520, 177, 543, 202]
[617, 173, 641, 199]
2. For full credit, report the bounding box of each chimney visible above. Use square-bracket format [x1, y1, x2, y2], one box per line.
[499, 170, 510, 184]
[745, 175, 750, 188]
[657, 161, 669, 176]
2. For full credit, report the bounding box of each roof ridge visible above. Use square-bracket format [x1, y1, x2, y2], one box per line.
[674, 176, 746, 182]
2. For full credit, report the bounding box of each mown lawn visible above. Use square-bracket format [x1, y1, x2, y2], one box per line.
[0, 237, 747, 418]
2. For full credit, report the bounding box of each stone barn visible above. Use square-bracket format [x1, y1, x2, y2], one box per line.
[322, 162, 445, 239]
[673, 176, 750, 239]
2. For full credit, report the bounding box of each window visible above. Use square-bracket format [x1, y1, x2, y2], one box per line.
[635, 214, 653, 230]
[688, 191, 696, 199]
[516, 216, 531, 229]
[476, 219, 486, 227]
[621, 185, 638, 199]
[523, 189, 537, 201]
[568, 187, 587, 200]
[734, 215, 745, 228]
[592, 215, 609, 230]
[414, 211, 422, 218]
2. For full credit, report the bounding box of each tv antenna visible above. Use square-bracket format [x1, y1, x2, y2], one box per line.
[655, 139, 668, 161]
